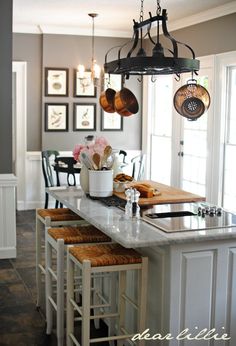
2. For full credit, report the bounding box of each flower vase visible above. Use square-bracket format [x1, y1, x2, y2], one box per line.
[79, 165, 89, 193]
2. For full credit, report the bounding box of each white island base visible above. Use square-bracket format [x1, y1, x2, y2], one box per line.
[133, 240, 236, 346]
[47, 187, 236, 346]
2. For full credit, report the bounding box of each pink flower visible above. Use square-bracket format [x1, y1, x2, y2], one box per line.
[73, 144, 85, 162]
[95, 137, 109, 147]
[73, 136, 111, 165]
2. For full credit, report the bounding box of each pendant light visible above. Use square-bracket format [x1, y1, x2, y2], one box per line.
[77, 13, 101, 87]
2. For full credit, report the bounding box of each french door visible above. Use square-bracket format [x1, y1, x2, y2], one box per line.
[148, 56, 214, 200]
[173, 60, 214, 198]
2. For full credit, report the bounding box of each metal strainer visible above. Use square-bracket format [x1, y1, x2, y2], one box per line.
[174, 79, 210, 120]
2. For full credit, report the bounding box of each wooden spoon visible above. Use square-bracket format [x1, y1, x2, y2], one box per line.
[102, 145, 113, 167]
[93, 153, 101, 170]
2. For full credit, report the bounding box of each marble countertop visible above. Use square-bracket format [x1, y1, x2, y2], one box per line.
[47, 186, 236, 248]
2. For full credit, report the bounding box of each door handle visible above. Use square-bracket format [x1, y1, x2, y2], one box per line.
[178, 151, 184, 157]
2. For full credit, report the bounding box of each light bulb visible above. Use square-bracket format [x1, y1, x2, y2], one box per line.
[77, 64, 85, 79]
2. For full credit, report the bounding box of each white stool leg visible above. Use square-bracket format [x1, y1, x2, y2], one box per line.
[36, 214, 44, 308]
[117, 270, 127, 346]
[45, 233, 53, 334]
[82, 260, 92, 346]
[108, 272, 117, 346]
[137, 258, 148, 346]
[93, 273, 101, 329]
[67, 253, 75, 346]
[57, 239, 65, 346]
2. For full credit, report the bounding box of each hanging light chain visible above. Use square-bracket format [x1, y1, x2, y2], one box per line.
[91, 15, 95, 64]
[139, 0, 144, 22]
[156, 0, 161, 15]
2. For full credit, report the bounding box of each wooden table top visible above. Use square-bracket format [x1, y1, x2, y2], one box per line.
[113, 180, 206, 206]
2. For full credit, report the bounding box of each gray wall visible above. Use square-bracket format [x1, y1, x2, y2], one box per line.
[13, 34, 42, 151]
[12, 12, 236, 153]
[0, 0, 13, 173]
[13, 34, 142, 152]
[42, 34, 141, 151]
[145, 13, 236, 57]
[169, 13, 236, 57]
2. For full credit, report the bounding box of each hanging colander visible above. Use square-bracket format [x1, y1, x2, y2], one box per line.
[173, 79, 211, 120]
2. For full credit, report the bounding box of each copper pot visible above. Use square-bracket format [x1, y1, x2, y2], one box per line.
[114, 88, 139, 117]
[99, 88, 116, 113]
[174, 80, 211, 120]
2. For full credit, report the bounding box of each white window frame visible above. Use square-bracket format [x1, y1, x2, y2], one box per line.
[142, 51, 236, 206]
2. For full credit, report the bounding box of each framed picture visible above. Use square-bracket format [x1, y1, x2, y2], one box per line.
[45, 68, 69, 96]
[73, 103, 96, 131]
[101, 111, 123, 131]
[74, 70, 96, 97]
[45, 103, 68, 132]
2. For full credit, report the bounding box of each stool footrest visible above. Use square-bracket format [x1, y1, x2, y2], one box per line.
[121, 293, 138, 310]
[48, 296, 57, 311]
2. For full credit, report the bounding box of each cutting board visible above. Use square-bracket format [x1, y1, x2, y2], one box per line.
[113, 180, 205, 206]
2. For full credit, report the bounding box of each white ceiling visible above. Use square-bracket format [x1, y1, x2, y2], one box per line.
[13, 0, 236, 37]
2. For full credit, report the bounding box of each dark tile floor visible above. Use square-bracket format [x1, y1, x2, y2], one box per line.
[0, 210, 109, 346]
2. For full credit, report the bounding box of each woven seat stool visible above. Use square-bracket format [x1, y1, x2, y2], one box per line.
[67, 243, 148, 346]
[45, 225, 112, 346]
[36, 208, 87, 309]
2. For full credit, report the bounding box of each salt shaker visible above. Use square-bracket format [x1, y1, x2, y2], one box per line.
[125, 188, 133, 218]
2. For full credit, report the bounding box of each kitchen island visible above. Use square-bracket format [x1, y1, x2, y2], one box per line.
[47, 186, 236, 346]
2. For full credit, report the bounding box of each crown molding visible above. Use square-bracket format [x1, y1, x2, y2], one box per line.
[13, 1, 236, 37]
[13, 23, 132, 37]
[168, 1, 236, 32]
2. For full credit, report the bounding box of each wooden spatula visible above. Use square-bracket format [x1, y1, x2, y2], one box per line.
[102, 145, 112, 167]
[93, 153, 101, 170]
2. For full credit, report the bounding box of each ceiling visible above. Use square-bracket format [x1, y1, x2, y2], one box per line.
[13, 0, 236, 37]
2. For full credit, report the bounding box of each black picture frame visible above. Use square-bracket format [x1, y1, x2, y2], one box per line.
[73, 103, 96, 131]
[101, 111, 123, 131]
[45, 103, 69, 132]
[74, 70, 96, 98]
[45, 67, 69, 96]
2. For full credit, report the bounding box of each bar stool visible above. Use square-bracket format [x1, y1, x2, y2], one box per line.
[45, 225, 112, 346]
[67, 243, 148, 346]
[36, 208, 87, 309]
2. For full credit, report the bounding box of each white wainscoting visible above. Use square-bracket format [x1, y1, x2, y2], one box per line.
[18, 150, 141, 211]
[0, 174, 17, 258]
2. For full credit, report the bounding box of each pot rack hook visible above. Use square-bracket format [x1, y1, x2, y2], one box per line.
[175, 73, 181, 82]
[151, 75, 157, 83]
[137, 75, 143, 83]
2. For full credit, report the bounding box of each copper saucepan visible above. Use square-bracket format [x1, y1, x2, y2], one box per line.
[99, 88, 116, 113]
[114, 87, 139, 116]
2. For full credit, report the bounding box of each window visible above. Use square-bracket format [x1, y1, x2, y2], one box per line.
[222, 66, 236, 209]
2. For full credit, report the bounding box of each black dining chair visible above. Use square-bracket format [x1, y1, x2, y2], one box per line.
[119, 150, 128, 165]
[41, 150, 60, 208]
[54, 156, 77, 187]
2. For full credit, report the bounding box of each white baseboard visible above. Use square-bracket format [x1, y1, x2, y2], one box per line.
[17, 200, 57, 211]
[0, 247, 16, 259]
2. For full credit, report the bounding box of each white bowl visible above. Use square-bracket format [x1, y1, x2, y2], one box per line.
[113, 181, 128, 192]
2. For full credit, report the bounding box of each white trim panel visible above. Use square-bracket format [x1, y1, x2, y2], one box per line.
[0, 174, 17, 259]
